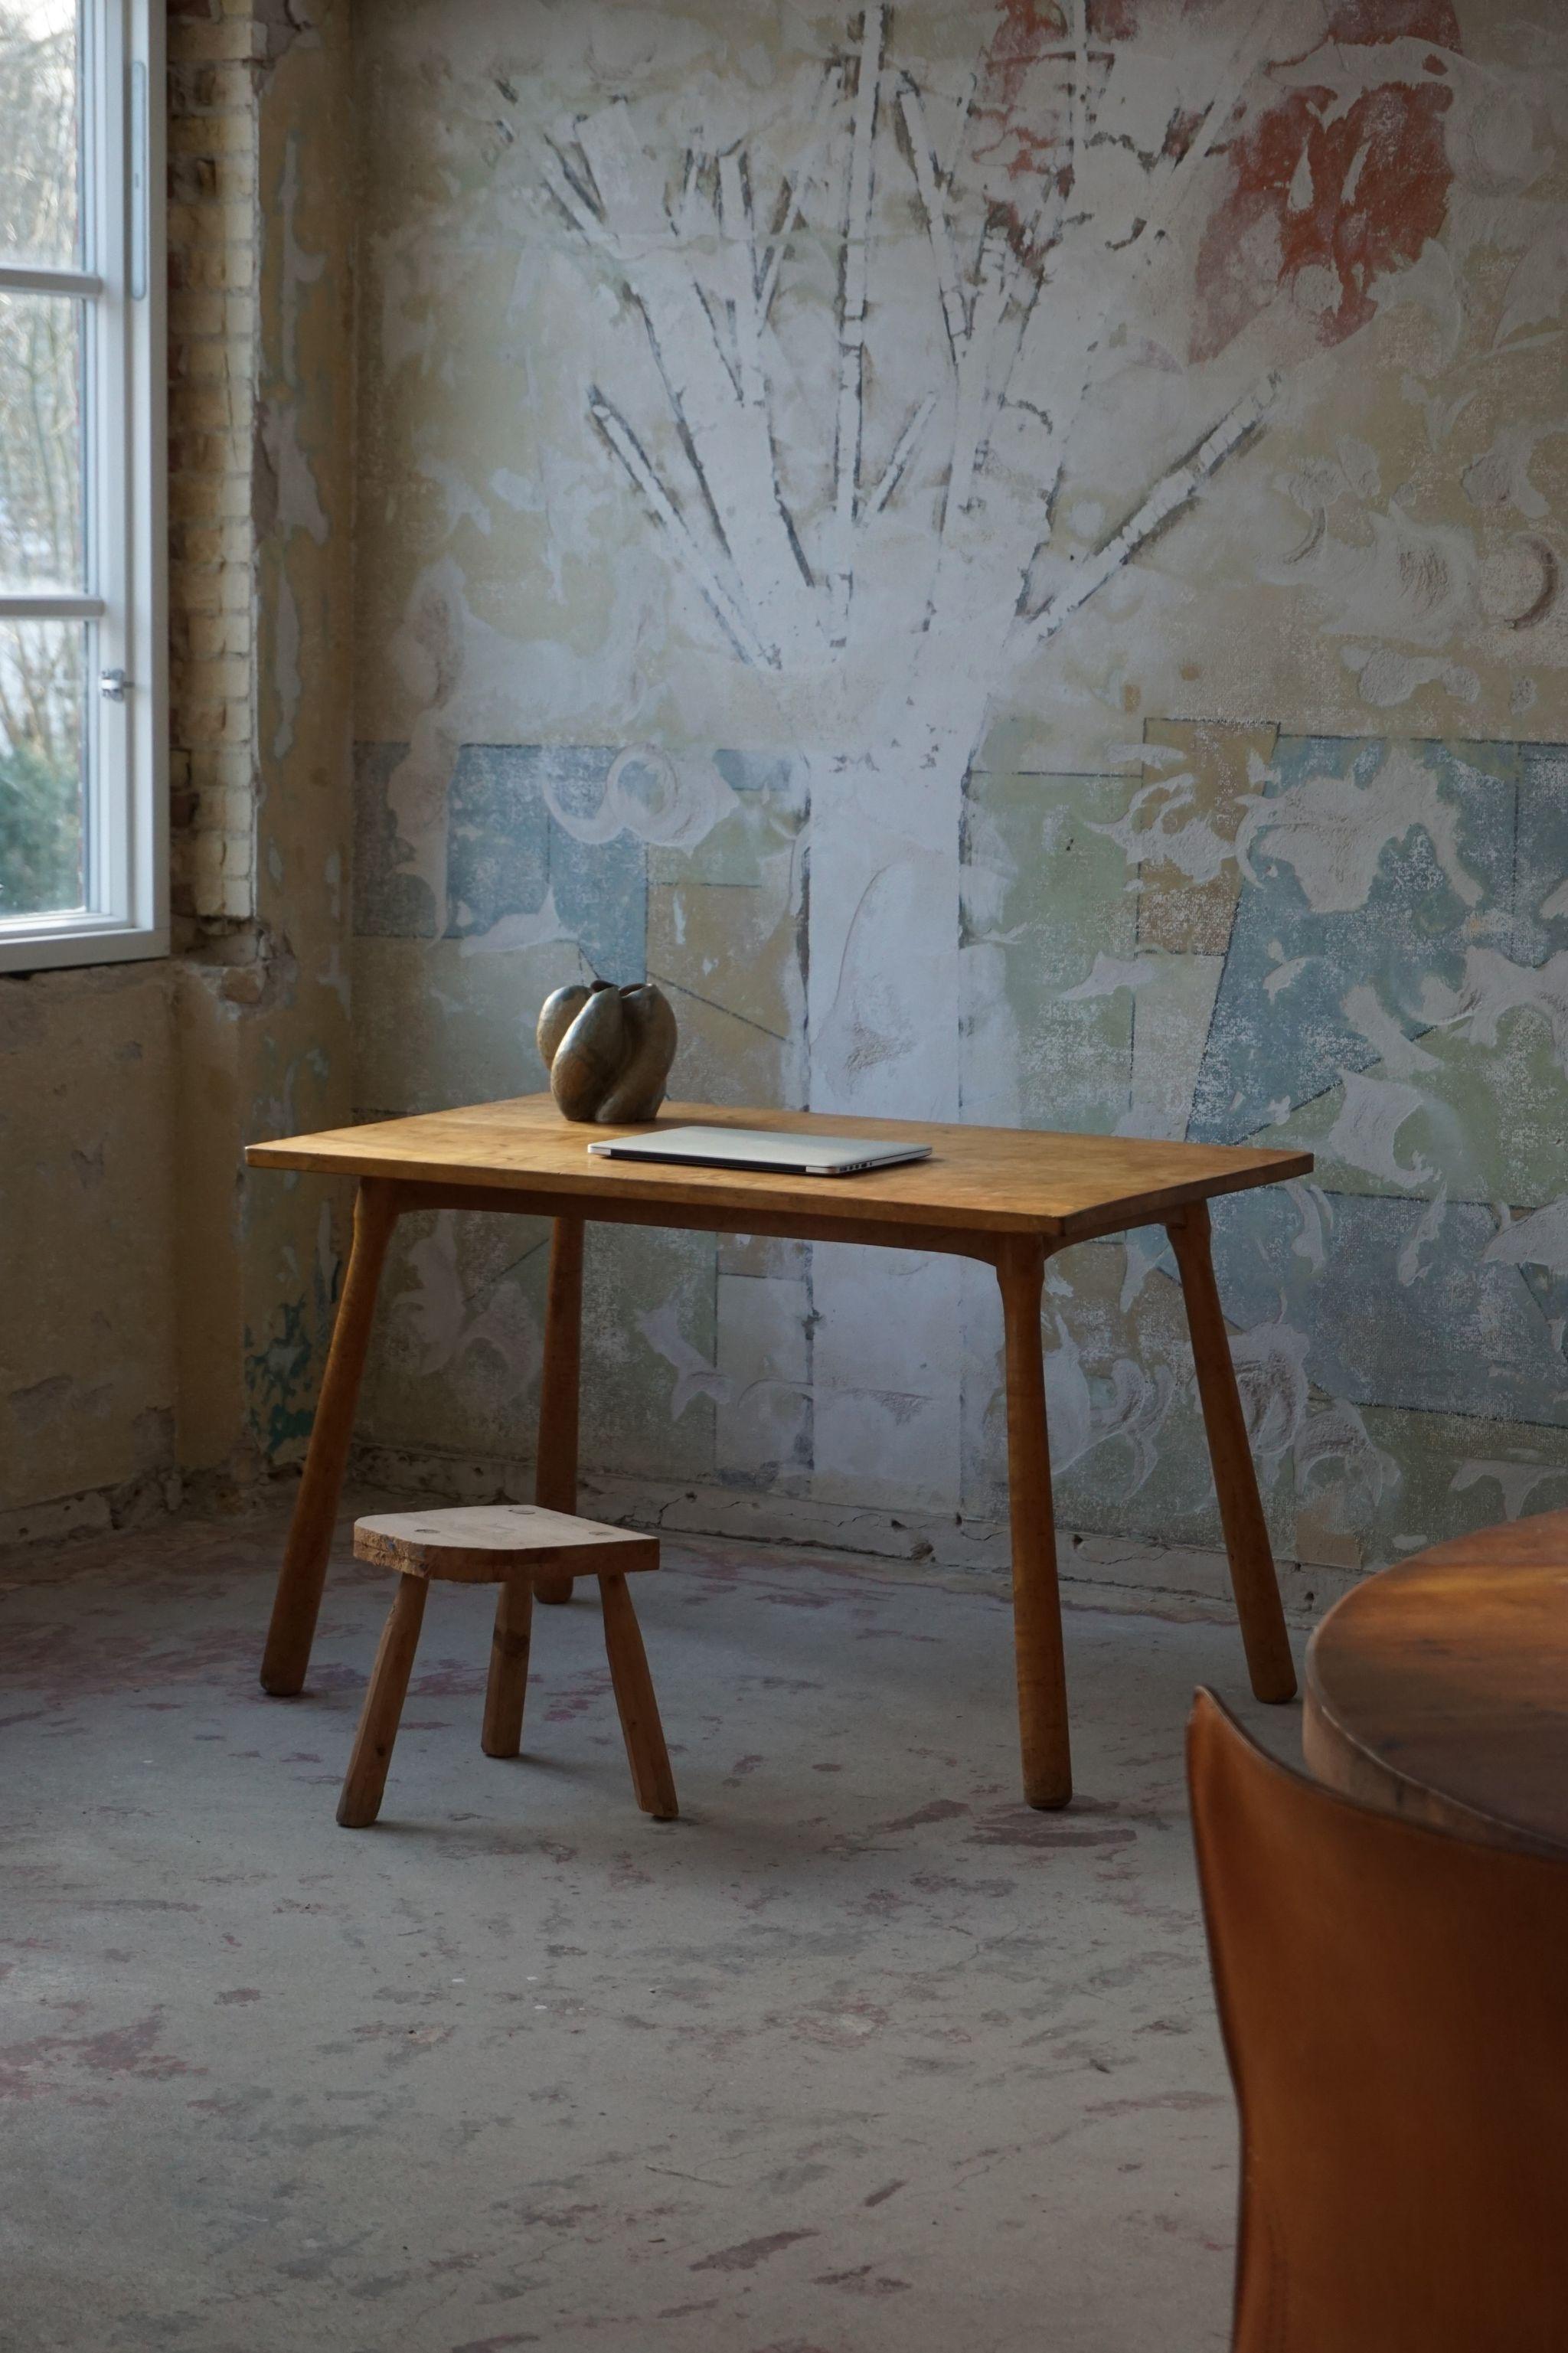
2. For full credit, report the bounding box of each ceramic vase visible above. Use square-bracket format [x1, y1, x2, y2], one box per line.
[537, 980, 678, 1123]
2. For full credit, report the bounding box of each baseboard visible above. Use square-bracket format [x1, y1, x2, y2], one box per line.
[0, 1462, 183, 1551]
[0, 1451, 295, 1555]
[348, 1439, 1360, 1627]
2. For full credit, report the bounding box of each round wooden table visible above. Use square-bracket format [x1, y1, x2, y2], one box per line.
[1304, 1510, 1568, 1858]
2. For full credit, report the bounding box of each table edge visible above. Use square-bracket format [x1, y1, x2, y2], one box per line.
[243, 1140, 1315, 1240]
[1302, 1660, 1568, 1860]
[1304, 1589, 1568, 1860]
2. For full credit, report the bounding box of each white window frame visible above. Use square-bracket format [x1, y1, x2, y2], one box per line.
[0, 0, 166, 972]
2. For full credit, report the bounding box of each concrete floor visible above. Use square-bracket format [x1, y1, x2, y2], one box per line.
[0, 1499, 1304, 2353]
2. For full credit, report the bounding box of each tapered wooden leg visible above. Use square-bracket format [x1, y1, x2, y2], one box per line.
[262, 1178, 400, 1696]
[997, 1237, 1071, 1809]
[481, 1578, 534, 1758]
[531, 1215, 584, 1607]
[1167, 1204, 1297, 1704]
[337, 1575, 428, 1828]
[599, 1572, 678, 1820]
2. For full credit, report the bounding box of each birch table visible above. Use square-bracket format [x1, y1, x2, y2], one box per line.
[246, 1096, 1312, 1809]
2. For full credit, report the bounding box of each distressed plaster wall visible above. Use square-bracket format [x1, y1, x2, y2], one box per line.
[0, 966, 178, 1540]
[18, 1, 1566, 1586]
[348, 0, 1568, 1583]
[1, 2, 355, 1532]
[181, 0, 358, 1483]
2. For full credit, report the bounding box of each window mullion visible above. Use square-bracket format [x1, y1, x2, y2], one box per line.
[0, 266, 105, 299]
[0, 594, 106, 619]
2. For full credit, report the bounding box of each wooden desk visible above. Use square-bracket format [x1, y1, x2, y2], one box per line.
[1305, 1513, 1568, 1857]
[247, 1096, 1311, 1809]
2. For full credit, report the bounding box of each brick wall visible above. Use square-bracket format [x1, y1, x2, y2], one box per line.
[166, 2, 262, 940]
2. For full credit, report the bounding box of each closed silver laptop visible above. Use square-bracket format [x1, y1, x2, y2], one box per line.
[586, 1125, 931, 1178]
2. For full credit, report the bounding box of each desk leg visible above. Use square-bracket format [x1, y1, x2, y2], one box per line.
[1167, 1204, 1296, 1704]
[531, 1214, 583, 1608]
[261, 1177, 400, 1696]
[998, 1237, 1072, 1809]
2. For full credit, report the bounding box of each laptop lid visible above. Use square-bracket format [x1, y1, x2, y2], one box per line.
[586, 1125, 931, 1176]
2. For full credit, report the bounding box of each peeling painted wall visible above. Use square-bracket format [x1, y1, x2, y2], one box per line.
[15, 2, 1566, 1579]
[0, 967, 178, 1540]
[348, 0, 1568, 1577]
[170, 0, 358, 1494]
[1, 2, 354, 1531]
[230, 0, 358, 1471]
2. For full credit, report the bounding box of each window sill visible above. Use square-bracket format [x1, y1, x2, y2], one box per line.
[0, 915, 170, 976]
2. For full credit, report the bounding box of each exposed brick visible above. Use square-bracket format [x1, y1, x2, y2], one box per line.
[168, 109, 253, 159]
[170, 525, 225, 567]
[168, 8, 260, 923]
[175, 18, 267, 65]
[168, 287, 227, 337]
[171, 243, 255, 293]
[169, 384, 240, 434]
[180, 337, 237, 383]
[169, 476, 225, 525]
[168, 59, 256, 113]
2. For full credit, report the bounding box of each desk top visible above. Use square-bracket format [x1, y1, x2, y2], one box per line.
[1305, 1512, 1568, 1858]
[247, 1096, 1311, 1243]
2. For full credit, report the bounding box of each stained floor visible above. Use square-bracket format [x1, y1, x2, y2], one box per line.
[0, 1499, 1302, 2352]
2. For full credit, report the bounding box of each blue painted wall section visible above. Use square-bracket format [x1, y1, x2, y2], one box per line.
[352, 724, 1568, 1573]
[962, 725, 1568, 1567]
[355, 742, 648, 982]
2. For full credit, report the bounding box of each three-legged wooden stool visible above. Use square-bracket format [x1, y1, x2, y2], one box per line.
[337, 1505, 678, 1829]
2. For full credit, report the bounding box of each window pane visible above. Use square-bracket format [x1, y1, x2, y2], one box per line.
[0, 0, 80, 267]
[0, 290, 83, 592]
[0, 616, 84, 916]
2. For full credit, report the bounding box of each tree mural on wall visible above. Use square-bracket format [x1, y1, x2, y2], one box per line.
[355, 0, 1568, 1559]
[544, 0, 1465, 1121]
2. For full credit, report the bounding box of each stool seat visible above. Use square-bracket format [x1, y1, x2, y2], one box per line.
[335, 1503, 678, 1832]
[354, 1503, 658, 1584]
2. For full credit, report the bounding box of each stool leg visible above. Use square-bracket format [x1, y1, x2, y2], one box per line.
[482, 1578, 534, 1759]
[598, 1573, 678, 1821]
[337, 1576, 428, 1828]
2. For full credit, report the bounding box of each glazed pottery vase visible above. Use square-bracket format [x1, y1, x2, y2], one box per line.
[537, 980, 678, 1123]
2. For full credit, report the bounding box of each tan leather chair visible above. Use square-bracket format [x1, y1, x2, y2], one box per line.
[1187, 1686, 1568, 2353]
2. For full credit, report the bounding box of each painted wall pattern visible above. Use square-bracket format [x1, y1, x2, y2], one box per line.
[353, 0, 1568, 1577]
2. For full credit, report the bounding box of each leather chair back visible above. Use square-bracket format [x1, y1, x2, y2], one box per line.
[1187, 1686, 1568, 2352]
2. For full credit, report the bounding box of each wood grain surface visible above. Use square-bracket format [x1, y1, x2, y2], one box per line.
[353, 1502, 660, 1584]
[1304, 1512, 1568, 1856]
[253, 1100, 1307, 1811]
[336, 1574, 428, 1829]
[247, 1093, 1311, 1243]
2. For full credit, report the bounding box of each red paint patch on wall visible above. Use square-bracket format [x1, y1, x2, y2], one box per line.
[987, 0, 1069, 115]
[969, 0, 1068, 203]
[1193, 0, 1461, 362]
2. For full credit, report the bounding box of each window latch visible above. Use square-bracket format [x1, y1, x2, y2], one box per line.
[99, 668, 129, 702]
